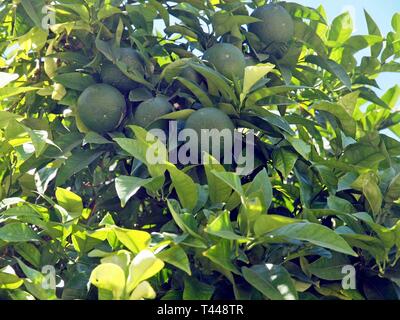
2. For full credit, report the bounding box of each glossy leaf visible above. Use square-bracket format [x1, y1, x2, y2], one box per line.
[242, 264, 298, 300]
[269, 223, 358, 257]
[126, 250, 165, 293]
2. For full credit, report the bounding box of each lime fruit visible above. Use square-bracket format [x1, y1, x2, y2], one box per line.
[203, 43, 246, 80]
[185, 107, 235, 157]
[134, 96, 173, 129]
[77, 83, 126, 133]
[249, 4, 294, 57]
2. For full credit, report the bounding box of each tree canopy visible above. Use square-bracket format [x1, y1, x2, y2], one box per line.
[0, 0, 400, 300]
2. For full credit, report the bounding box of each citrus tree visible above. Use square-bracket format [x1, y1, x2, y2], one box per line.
[1, 0, 400, 300]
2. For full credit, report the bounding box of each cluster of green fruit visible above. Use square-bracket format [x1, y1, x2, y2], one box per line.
[76, 3, 294, 140]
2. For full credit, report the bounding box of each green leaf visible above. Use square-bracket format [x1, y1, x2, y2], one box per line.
[157, 109, 195, 120]
[245, 169, 273, 213]
[328, 12, 353, 45]
[0, 111, 22, 129]
[0, 272, 23, 290]
[72, 230, 106, 254]
[113, 227, 151, 254]
[352, 172, 383, 216]
[203, 240, 239, 274]
[97, 5, 121, 20]
[281, 2, 327, 24]
[293, 20, 327, 57]
[328, 196, 355, 214]
[129, 87, 154, 102]
[165, 25, 198, 40]
[353, 213, 396, 249]
[126, 250, 164, 293]
[55, 187, 83, 218]
[284, 135, 311, 160]
[363, 11, 383, 57]
[339, 232, 386, 263]
[114, 128, 167, 178]
[0, 205, 41, 219]
[95, 38, 116, 62]
[385, 173, 400, 203]
[342, 142, 385, 169]
[363, 182, 383, 217]
[211, 171, 244, 197]
[245, 85, 304, 108]
[129, 281, 156, 300]
[254, 215, 298, 237]
[339, 91, 359, 115]
[17, 258, 57, 300]
[160, 58, 191, 83]
[269, 222, 358, 257]
[167, 163, 198, 212]
[242, 63, 275, 98]
[148, 0, 169, 26]
[157, 245, 191, 275]
[272, 148, 298, 178]
[167, 200, 204, 241]
[247, 109, 295, 136]
[0, 87, 40, 100]
[175, 76, 213, 108]
[313, 101, 356, 137]
[20, 0, 46, 28]
[126, 4, 157, 33]
[14, 243, 41, 269]
[116, 61, 154, 90]
[90, 263, 126, 299]
[305, 55, 351, 90]
[212, 13, 260, 37]
[203, 153, 232, 204]
[115, 176, 156, 207]
[381, 85, 400, 109]
[242, 264, 298, 300]
[0, 223, 40, 242]
[53, 73, 96, 91]
[56, 150, 103, 186]
[83, 132, 112, 145]
[25, 128, 59, 157]
[57, 2, 90, 22]
[344, 35, 382, 54]
[392, 13, 400, 33]
[43, 132, 83, 158]
[205, 211, 247, 241]
[183, 276, 214, 300]
[358, 87, 389, 109]
[188, 62, 237, 103]
[308, 253, 351, 280]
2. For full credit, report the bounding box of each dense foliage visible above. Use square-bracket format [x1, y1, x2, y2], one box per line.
[1, 0, 400, 300]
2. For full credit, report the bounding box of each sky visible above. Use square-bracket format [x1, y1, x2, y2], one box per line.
[297, 0, 400, 93]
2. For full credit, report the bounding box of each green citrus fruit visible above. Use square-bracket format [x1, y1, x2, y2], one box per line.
[77, 84, 126, 133]
[101, 48, 145, 92]
[249, 4, 294, 57]
[134, 96, 173, 129]
[185, 108, 235, 156]
[203, 43, 246, 80]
